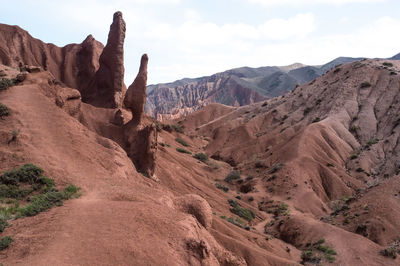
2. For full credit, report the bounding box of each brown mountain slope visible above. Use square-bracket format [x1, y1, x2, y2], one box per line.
[176, 59, 400, 265]
[0, 65, 301, 264]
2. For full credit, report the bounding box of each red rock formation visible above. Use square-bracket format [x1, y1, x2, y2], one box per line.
[124, 54, 148, 123]
[0, 23, 104, 94]
[121, 54, 157, 177]
[85, 11, 126, 108]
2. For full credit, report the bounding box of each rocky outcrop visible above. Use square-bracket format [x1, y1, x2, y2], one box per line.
[123, 121, 157, 177]
[0, 12, 127, 109]
[174, 194, 213, 229]
[85, 11, 126, 108]
[124, 54, 148, 123]
[0, 23, 104, 95]
[122, 54, 157, 177]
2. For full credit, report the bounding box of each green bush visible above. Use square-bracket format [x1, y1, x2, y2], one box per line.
[0, 236, 13, 250]
[0, 164, 45, 185]
[0, 103, 10, 117]
[0, 215, 8, 232]
[215, 183, 229, 192]
[228, 199, 255, 222]
[383, 62, 393, 67]
[17, 185, 79, 218]
[0, 164, 79, 237]
[176, 148, 191, 154]
[193, 153, 208, 162]
[175, 137, 189, 147]
[0, 78, 17, 91]
[224, 170, 241, 183]
[172, 124, 184, 133]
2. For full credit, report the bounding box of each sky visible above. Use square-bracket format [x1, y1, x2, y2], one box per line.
[1, 0, 400, 85]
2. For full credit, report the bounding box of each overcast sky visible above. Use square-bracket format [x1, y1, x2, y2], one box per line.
[2, 0, 400, 84]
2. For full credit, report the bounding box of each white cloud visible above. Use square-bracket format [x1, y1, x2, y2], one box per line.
[247, 0, 384, 6]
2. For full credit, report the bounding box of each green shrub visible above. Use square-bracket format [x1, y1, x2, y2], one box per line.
[0, 78, 17, 91]
[193, 153, 208, 162]
[215, 183, 229, 192]
[383, 62, 393, 67]
[176, 148, 191, 154]
[0, 103, 10, 117]
[0, 164, 79, 236]
[380, 247, 398, 259]
[172, 124, 184, 133]
[262, 102, 268, 107]
[0, 215, 8, 232]
[228, 199, 255, 222]
[17, 185, 79, 218]
[0, 236, 13, 250]
[224, 170, 241, 183]
[175, 137, 189, 147]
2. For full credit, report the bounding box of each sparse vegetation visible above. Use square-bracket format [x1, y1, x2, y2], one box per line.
[0, 164, 79, 251]
[365, 138, 378, 148]
[333, 67, 341, 73]
[0, 103, 10, 118]
[193, 153, 208, 162]
[312, 117, 321, 123]
[176, 148, 191, 154]
[172, 124, 184, 133]
[0, 236, 13, 250]
[303, 107, 312, 115]
[224, 170, 241, 183]
[301, 238, 337, 264]
[9, 129, 20, 143]
[262, 101, 268, 107]
[360, 82, 371, 88]
[215, 183, 229, 192]
[175, 137, 189, 147]
[264, 203, 290, 216]
[380, 238, 400, 259]
[0, 78, 18, 91]
[228, 199, 255, 222]
[383, 62, 393, 67]
[161, 124, 184, 133]
[268, 163, 284, 174]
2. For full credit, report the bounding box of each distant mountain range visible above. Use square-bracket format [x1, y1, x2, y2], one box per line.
[145, 54, 399, 120]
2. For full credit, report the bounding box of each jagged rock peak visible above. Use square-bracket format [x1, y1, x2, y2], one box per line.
[124, 54, 148, 123]
[84, 11, 126, 108]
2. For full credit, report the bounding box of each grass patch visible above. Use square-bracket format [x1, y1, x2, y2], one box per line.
[193, 153, 208, 162]
[228, 199, 255, 222]
[176, 148, 191, 154]
[175, 137, 189, 147]
[0, 103, 10, 118]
